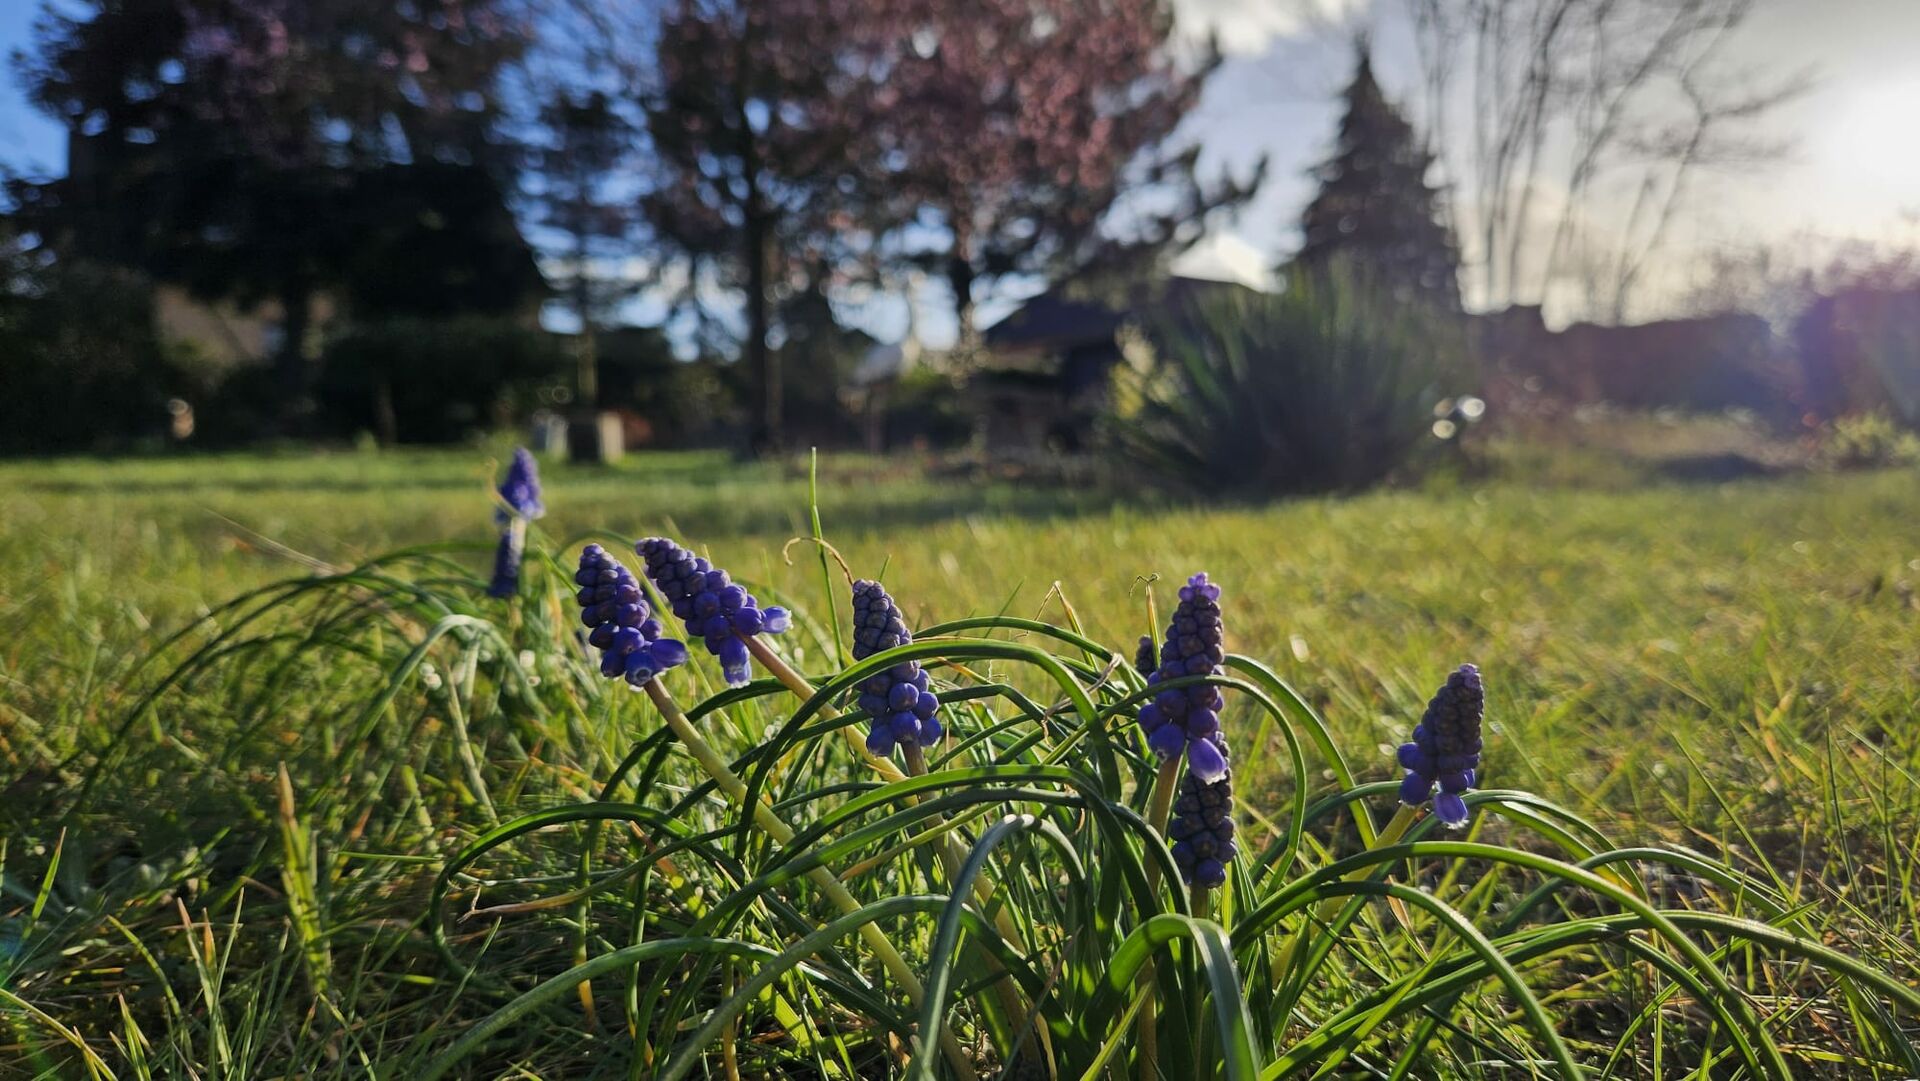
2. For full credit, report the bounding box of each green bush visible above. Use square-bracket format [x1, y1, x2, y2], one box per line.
[596, 326, 744, 446]
[0, 256, 196, 453]
[1823, 411, 1920, 470]
[317, 316, 567, 443]
[1111, 271, 1463, 494]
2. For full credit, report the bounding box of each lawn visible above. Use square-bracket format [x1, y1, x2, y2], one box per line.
[3, 446, 1919, 1076]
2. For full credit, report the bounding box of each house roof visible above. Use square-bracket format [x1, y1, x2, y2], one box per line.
[984, 275, 1263, 354]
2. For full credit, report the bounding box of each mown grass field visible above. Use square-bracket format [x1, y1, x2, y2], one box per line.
[3, 445, 1919, 1077]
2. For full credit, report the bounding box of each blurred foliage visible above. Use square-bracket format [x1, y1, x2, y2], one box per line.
[11, 0, 533, 414]
[1796, 285, 1920, 427]
[1111, 268, 1464, 494]
[316, 317, 566, 444]
[884, 366, 976, 450]
[595, 326, 743, 446]
[1822, 412, 1920, 471]
[0, 250, 203, 453]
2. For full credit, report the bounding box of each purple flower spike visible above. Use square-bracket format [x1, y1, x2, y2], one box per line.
[1396, 664, 1485, 828]
[636, 537, 789, 687]
[848, 580, 942, 754]
[1133, 635, 1156, 678]
[1140, 572, 1230, 792]
[1169, 744, 1236, 890]
[487, 448, 544, 598]
[573, 544, 688, 687]
[497, 447, 545, 520]
[486, 526, 524, 599]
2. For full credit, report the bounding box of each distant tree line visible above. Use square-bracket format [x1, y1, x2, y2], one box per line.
[1, 0, 1252, 453]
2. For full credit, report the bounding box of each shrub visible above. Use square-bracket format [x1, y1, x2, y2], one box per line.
[0, 255, 197, 453]
[1111, 270, 1463, 494]
[595, 326, 745, 447]
[316, 316, 567, 443]
[1823, 411, 1920, 470]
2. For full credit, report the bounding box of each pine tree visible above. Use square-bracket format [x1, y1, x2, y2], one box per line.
[1294, 42, 1461, 310]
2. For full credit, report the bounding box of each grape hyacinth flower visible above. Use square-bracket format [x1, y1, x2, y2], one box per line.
[1133, 635, 1156, 679]
[848, 580, 941, 756]
[497, 447, 545, 520]
[1137, 573, 1230, 783]
[487, 448, 545, 598]
[636, 537, 790, 686]
[1397, 663, 1485, 828]
[487, 527, 526, 599]
[574, 544, 689, 686]
[1168, 745, 1236, 889]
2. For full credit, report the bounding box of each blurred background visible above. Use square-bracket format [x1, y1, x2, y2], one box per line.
[0, 0, 1917, 488]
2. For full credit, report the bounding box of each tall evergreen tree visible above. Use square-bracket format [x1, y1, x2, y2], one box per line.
[1294, 42, 1461, 310]
[11, 0, 533, 422]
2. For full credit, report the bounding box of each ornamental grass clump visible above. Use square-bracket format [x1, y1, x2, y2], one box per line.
[849, 579, 941, 756]
[636, 537, 790, 685]
[574, 543, 688, 685]
[486, 447, 544, 598]
[1138, 572, 1229, 781]
[1397, 662, 1484, 827]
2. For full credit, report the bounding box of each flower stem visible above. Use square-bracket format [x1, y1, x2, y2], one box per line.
[1136, 757, 1183, 1081]
[751, 635, 1049, 1075]
[642, 679, 979, 1081]
[1140, 759, 1184, 900]
[744, 635, 909, 783]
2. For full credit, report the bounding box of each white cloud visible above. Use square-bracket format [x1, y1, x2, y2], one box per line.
[1172, 0, 1368, 57]
[1171, 229, 1278, 289]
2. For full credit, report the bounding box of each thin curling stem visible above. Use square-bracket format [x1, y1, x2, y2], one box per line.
[641, 679, 979, 1081]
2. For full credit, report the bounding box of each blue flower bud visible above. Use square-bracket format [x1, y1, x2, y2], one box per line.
[497, 447, 545, 520]
[573, 544, 687, 687]
[1169, 756, 1235, 891]
[848, 579, 944, 756]
[1134, 635, 1156, 677]
[1396, 664, 1485, 828]
[637, 537, 788, 687]
[1138, 573, 1232, 792]
[486, 449, 543, 598]
[1147, 724, 1186, 759]
[486, 527, 524, 599]
[1186, 736, 1228, 783]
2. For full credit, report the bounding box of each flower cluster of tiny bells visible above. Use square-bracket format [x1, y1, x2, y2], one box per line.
[489, 450, 1483, 891]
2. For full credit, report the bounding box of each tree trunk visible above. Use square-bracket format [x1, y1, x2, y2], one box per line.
[372, 372, 398, 446]
[947, 254, 976, 343]
[573, 229, 599, 410]
[744, 205, 781, 456]
[277, 280, 313, 431]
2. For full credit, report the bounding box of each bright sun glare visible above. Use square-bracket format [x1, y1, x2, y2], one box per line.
[1826, 78, 1920, 193]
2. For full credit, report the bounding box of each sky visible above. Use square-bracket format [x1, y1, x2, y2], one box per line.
[3, 0, 1918, 346]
